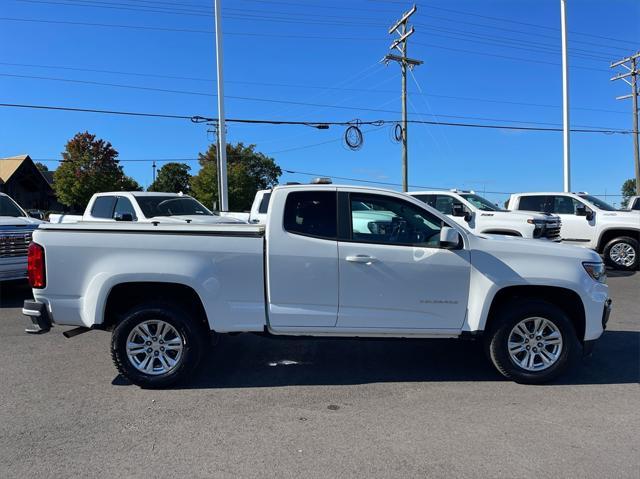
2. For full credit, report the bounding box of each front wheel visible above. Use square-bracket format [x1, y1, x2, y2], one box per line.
[603, 236, 638, 271]
[485, 300, 579, 384]
[111, 303, 205, 388]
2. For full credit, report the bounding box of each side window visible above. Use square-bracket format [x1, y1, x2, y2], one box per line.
[435, 195, 455, 215]
[90, 196, 116, 219]
[550, 195, 580, 215]
[517, 195, 549, 213]
[258, 192, 271, 214]
[114, 197, 137, 220]
[283, 191, 337, 239]
[412, 194, 437, 209]
[632, 198, 639, 211]
[350, 193, 442, 247]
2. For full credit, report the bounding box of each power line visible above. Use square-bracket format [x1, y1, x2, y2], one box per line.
[0, 102, 632, 134]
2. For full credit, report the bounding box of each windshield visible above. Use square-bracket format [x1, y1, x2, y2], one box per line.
[579, 195, 616, 211]
[0, 195, 26, 217]
[460, 193, 503, 212]
[135, 196, 214, 218]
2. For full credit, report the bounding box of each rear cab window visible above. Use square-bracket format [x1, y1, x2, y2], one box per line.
[283, 191, 337, 239]
[90, 196, 117, 219]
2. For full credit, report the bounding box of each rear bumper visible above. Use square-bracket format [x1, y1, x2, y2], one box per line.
[22, 300, 52, 334]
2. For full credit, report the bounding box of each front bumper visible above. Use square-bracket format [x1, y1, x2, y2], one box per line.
[22, 300, 51, 334]
[584, 298, 612, 357]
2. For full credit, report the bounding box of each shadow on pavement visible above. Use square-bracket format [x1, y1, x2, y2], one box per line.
[606, 268, 637, 278]
[113, 329, 640, 389]
[0, 281, 32, 308]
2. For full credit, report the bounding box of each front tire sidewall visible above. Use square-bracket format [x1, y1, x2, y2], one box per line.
[487, 301, 578, 384]
[604, 237, 639, 271]
[111, 305, 204, 388]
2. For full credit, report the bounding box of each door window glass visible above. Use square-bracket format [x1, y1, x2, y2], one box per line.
[350, 194, 442, 247]
[283, 191, 337, 239]
[517, 196, 549, 212]
[550, 196, 581, 214]
[114, 197, 137, 220]
[434, 195, 455, 215]
[91, 196, 116, 218]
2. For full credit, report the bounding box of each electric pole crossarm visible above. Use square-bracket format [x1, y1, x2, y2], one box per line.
[388, 5, 416, 34]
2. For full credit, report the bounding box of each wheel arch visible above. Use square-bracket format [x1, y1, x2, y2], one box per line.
[484, 285, 586, 343]
[596, 228, 640, 253]
[102, 281, 210, 332]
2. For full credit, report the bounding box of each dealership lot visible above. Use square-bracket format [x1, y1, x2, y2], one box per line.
[0, 274, 638, 478]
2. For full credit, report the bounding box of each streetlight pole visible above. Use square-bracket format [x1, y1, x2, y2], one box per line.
[213, 0, 228, 211]
[560, 0, 571, 192]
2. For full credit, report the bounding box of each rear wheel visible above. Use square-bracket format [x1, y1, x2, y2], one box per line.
[111, 302, 205, 388]
[603, 236, 638, 271]
[485, 300, 579, 384]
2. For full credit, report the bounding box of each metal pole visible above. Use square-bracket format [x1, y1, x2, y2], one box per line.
[152, 160, 156, 183]
[560, 0, 571, 192]
[632, 58, 640, 195]
[401, 23, 408, 192]
[213, 0, 228, 211]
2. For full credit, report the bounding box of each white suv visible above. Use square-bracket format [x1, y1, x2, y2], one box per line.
[508, 192, 640, 270]
[409, 190, 562, 241]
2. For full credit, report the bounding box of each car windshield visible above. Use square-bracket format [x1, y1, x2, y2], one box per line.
[579, 195, 616, 211]
[460, 193, 503, 212]
[0, 196, 26, 217]
[135, 196, 214, 218]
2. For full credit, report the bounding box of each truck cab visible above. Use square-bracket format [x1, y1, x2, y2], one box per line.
[409, 189, 561, 240]
[508, 192, 640, 270]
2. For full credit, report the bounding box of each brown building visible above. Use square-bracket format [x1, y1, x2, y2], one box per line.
[0, 155, 61, 211]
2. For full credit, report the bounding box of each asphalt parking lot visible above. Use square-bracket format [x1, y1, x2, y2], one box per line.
[0, 273, 638, 478]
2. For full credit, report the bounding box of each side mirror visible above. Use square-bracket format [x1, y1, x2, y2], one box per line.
[440, 226, 460, 249]
[452, 203, 465, 217]
[575, 205, 587, 216]
[114, 212, 133, 222]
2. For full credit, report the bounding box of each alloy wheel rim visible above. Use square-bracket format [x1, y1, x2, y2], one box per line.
[126, 320, 184, 376]
[609, 243, 636, 267]
[508, 317, 563, 372]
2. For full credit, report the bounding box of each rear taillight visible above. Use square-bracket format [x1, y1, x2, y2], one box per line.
[27, 242, 46, 289]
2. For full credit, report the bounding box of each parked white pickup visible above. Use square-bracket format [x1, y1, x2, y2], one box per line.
[24, 184, 611, 387]
[0, 193, 44, 281]
[625, 195, 640, 211]
[409, 190, 562, 240]
[49, 191, 245, 225]
[508, 192, 640, 270]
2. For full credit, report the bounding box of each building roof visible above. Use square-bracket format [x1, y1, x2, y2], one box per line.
[0, 154, 30, 182]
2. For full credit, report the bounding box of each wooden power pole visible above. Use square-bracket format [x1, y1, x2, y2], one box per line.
[384, 5, 422, 192]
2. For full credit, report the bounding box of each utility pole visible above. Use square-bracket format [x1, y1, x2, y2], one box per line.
[213, 0, 228, 211]
[383, 4, 422, 192]
[611, 51, 640, 195]
[152, 160, 156, 183]
[560, 0, 571, 192]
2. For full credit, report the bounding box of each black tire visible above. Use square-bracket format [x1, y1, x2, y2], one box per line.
[111, 302, 205, 389]
[603, 236, 639, 271]
[485, 299, 580, 384]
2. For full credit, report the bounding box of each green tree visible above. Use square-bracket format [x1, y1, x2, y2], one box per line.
[190, 143, 281, 211]
[148, 162, 192, 193]
[53, 131, 141, 210]
[34, 161, 49, 172]
[621, 178, 636, 208]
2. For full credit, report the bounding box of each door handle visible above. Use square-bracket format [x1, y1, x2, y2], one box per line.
[345, 255, 378, 264]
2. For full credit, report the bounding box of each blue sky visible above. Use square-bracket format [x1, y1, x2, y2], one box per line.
[1, 0, 639, 207]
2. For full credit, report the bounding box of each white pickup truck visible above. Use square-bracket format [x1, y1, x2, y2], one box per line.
[49, 191, 244, 225]
[23, 183, 611, 388]
[625, 195, 640, 211]
[508, 192, 640, 270]
[0, 193, 44, 281]
[409, 190, 561, 240]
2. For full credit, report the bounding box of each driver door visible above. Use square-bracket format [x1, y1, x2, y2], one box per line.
[337, 192, 471, 332]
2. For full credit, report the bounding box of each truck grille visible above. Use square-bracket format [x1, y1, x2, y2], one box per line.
[0, 229, 34, 258]
[540, 220, 562, 240]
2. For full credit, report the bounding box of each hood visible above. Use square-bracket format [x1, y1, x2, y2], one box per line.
[473, 233, 600, 262]
[487, 210, 558, 221]
[0, 216, 44, 228]
[148, 215, 246, 224]
[598, 211, 640, 224]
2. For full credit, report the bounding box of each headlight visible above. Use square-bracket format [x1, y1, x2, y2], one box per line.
[526, 219, 546, 225]
[583, 262, 607, 283]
